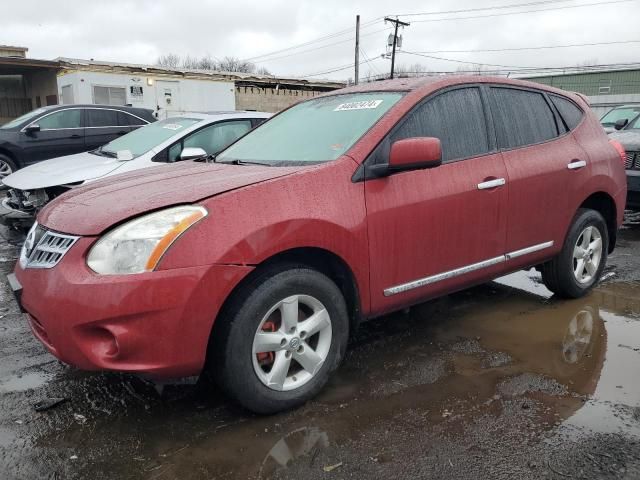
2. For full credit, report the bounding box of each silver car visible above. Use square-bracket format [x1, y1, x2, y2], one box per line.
[1, 111, 270, 229]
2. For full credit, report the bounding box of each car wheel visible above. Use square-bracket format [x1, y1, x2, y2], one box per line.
[541, 208, 608, 298]
[208, 264, 349, 414]
[0, 154, 17, 185]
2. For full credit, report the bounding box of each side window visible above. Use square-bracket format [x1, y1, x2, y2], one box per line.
[37, 109, 82, 129]
[183, 120, 252, 155]
[119, 112, 146, 126]
[375, 87, 490, 164]
[490, 88, 558, 149]
[87, 109, 119, 127]
[550, 95, 584, 131]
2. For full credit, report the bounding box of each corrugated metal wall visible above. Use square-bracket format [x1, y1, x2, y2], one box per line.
[523, 69, 640, 96]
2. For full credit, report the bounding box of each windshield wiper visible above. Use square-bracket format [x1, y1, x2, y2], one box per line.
[89, 148, 116, 158]
[218, 159, 272, 166]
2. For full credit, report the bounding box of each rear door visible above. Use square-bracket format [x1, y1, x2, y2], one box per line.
[84, 108, 129, 150]
[488, 86, 588, 268]
[19, 108, 85, 164]
[365, 86, 509, 314]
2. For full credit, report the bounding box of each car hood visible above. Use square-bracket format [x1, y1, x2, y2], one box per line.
[38, 161, 305, 236]
[608, 130, 640, 151]
[2, 151, 125, 190]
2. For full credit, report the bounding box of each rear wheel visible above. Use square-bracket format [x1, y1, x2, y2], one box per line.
[541, 208, 608, 298]
[208, 265, 349, 414]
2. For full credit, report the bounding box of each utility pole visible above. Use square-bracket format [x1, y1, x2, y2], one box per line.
[384, 16, 409, 79]
[354, 15, 360, 85]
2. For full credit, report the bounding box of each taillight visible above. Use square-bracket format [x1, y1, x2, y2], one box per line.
[609, 139, 626, 166]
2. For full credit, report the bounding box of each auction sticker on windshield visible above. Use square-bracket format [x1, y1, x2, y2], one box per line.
[334, 99, 383, 111]
[163, 124, 184, 130]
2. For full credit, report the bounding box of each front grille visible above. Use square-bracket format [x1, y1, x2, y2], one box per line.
[20, 224, 79, 269]
[626, 151, 640, 170]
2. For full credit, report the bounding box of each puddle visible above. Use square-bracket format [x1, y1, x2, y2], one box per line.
[4, 270, 640, 479]
[0, 371, 53, 393]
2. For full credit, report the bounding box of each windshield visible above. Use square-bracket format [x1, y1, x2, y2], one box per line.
[600, 107, 640, 126]
[0, 108, 49, 129]
[627, 115, 640, 130]
[216, 92, 404, 165]
[97, 117, 200, 159]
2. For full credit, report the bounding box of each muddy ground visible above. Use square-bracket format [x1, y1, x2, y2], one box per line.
[1, 224, 640, 480]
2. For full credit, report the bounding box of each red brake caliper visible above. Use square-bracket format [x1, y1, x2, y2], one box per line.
[257, 321, 276, 366]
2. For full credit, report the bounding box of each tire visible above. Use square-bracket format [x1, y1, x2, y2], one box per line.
[541, 208, 608, 298]
[208, 264, 349, 414]
[0, 154, 17, 187]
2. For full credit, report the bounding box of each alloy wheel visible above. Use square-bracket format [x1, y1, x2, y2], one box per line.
[572, 226, 603, 284]
[0, 158, 13, 181]
[252, 294, 332, 391]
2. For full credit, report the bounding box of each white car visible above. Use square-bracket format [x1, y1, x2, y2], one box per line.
[1, 111, 270, 229]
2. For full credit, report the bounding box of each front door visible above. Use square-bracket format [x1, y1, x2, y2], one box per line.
[365, 86, 509, 314]
[19, 108, 85, 164]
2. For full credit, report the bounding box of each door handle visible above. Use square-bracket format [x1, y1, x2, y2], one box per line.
[567, 159, 587, 170]
[477, 178, 506, 190]
[69, 134, 82, 139]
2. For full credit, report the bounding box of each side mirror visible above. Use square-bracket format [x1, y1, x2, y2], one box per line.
[389, 137, 441, 171]
[614, 118, 629, 130]
[180, 147, 207, 161]
[24, 124, 40, 134]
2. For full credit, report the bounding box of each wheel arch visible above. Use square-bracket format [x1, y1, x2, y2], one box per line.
[0, 146, 20, 168]
[578, 191, 618, 253]
[209, 247, 363, 344]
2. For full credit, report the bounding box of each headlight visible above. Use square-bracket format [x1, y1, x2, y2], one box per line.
[87, 205, 207, 275]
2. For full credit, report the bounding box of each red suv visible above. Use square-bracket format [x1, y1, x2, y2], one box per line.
[9, 76, 627, 414]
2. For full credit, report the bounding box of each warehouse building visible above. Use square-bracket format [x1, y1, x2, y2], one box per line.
[0, 47, 343, 123]
[522, 67, 640, 117]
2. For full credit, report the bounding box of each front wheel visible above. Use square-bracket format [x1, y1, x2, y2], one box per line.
[208, 265, 349, 414]
[541, 208, 608, 298]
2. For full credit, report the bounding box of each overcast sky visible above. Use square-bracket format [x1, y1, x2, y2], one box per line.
[4, 0, 639, 80]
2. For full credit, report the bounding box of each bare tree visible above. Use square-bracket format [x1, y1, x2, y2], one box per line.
[155, 54, 270, 75]
[156, 53, 181, 68]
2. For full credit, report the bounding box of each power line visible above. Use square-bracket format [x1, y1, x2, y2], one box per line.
[251, 26, 392, 64]
[392, 0, 576, 17]
[412, 39, 640, 54]
[407, 0, 637, 23]
[400, 51, 532, 69]
[244, 17, 383, 62]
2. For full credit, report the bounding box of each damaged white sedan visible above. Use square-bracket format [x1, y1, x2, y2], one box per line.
[1, 111, 269, 230]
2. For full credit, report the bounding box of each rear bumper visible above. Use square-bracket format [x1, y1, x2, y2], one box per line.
[14, 237, 253, 378]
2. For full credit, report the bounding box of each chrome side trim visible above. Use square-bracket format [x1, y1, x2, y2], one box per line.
[382, 241, 555, 297]
[567, 160, 587, 170]
[477, 178, 506, 190]
[505, 241, 554, 260]
[383, 255, 505, 297]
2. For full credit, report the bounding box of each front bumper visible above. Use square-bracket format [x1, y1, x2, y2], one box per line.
[0, 197, 34, 230]
[627, 170, 640, 209]
[13, 236, 253, 378]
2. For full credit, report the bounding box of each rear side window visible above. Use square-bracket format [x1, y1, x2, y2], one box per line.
[119, 112, 146, 126]
[87, 109, 119, 127]
[550, 95, 583, 131]
[490, 88, 558, 149]
[389, 87, 490, 163]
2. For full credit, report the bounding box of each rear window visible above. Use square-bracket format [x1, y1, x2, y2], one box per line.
[490, 88, 558, 150]
[550, 95, 583, 131]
